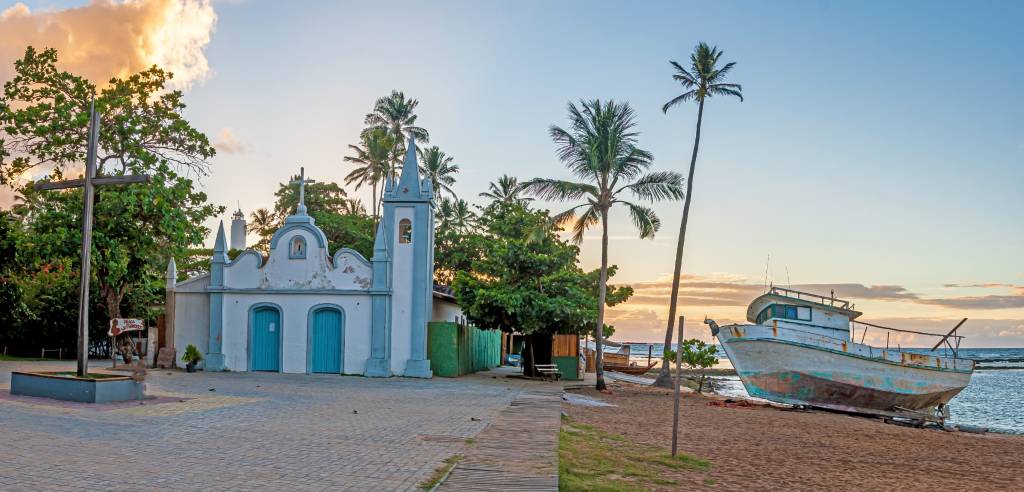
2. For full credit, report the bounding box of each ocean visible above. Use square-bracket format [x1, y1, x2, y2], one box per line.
[620, 343, 1024, 434]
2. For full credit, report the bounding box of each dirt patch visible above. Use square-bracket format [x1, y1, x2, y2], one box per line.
[564, 384, 1024, 491]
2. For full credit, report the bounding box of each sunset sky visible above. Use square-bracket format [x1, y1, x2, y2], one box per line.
[2, 0, 1022, 346]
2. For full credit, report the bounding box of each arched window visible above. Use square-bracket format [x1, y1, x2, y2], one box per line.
[399, 218, 413, 244]
[289, 235, 307, 259]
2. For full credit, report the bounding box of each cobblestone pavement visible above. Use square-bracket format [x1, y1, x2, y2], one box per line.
[0, 360, 550, 491]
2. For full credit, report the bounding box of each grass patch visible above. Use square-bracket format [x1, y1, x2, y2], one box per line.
[418, 454, 463, 490]
[464, 437, 476, 445]
[559, 415, 710, 491]
[0, 355, 59, 362]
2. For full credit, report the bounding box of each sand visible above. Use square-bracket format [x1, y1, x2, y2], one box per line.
[564, 384, 1024, 491]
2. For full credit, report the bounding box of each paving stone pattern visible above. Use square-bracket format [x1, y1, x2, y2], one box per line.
[0, 361, 535, 491]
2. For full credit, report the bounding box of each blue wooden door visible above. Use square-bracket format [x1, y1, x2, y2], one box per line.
[251, 307, 280, 371]
[311, 308, 342, 373]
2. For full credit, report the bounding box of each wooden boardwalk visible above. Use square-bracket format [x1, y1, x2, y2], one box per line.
[438, 386, 563, 491]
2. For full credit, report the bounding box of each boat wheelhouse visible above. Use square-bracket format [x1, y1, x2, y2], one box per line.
[707, 287, 974, 421]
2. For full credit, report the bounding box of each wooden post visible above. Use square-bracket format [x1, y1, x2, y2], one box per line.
[74, 102, 99, 376]
[671, 315, 684, 457]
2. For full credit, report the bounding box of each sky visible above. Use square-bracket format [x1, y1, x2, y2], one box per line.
[2, 0, 1022, 346]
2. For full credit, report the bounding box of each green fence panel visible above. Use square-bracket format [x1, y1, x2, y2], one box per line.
[429, 322, 501, 377]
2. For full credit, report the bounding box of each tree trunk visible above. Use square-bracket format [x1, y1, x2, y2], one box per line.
[654, 98, 705, 389]
[371, 180, 378, 222]
[595, 209, 610, 391]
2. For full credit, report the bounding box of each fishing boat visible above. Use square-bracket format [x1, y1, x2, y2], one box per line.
[705, 287, 974, 422]
[582, 343, 659, 375]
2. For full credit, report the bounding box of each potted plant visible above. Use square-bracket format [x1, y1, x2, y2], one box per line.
[181, 344, 203, 373]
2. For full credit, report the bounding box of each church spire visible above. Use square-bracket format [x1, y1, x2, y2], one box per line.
[396, 136, 421, 194]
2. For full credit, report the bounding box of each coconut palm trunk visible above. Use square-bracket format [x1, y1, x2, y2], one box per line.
[655, 99, 703, 387]
[595, 208, 610, 391]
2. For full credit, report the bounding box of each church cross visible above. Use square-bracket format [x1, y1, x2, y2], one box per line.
[33, 100, 152, 377]
[290, 166, 316, 215]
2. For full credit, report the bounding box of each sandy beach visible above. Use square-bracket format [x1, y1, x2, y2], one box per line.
[564, 384, 1024, 491]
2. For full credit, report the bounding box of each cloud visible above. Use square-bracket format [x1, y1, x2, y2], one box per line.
[917, 295, 1024, 310]
[0, 0, 217, 90]
[620, 274, 1024, 311]
[212, 127, 246, 155]
[621, 274, 923, 308]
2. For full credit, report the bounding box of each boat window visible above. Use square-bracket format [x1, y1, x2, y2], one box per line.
[756, 304, 812, 323]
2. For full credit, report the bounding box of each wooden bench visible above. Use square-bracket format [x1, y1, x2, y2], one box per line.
[534, 364, 562, 381]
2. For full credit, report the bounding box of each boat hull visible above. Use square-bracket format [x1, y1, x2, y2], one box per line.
[716, 324, 972, 414]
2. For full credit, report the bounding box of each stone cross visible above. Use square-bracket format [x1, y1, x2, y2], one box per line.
[290, 166, 315, 215]
[33, 100, 152, 377]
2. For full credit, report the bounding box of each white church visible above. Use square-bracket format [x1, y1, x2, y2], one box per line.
[166, 138, 460, 377]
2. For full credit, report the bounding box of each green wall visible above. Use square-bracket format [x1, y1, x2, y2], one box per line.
[553, 356, 580, 381]
[428, 322, 502, 377]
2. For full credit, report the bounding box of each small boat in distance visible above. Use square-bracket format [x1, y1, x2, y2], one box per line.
[706, 286, 974, 422]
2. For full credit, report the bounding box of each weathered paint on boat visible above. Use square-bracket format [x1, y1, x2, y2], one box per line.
[715, 322, 974, 414]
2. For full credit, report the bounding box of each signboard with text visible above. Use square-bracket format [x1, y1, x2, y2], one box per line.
[108, 318, 145, 337]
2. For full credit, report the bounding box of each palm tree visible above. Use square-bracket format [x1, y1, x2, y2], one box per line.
[654, 42, 743, 388]
[480, 175, 532, 206]
[524, 99, 685, 390]
[362, 90, 429, 170]
[344, 128, 395, 221]
[417, 145, 459, 201]
[437, 197, 476, 233]
[249, 208, 277, 251]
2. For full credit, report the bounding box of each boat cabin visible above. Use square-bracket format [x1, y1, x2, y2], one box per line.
[746, 287, 863, 341]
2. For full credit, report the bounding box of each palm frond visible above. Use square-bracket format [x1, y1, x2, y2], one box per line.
[621, 201, 660, 239]
[521, 178, 597, 202]
[618, 171, 685, 201]
[662, 91, 696, 113]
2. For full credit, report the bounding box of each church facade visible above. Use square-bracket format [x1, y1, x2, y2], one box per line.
[168, 138, 441, 377]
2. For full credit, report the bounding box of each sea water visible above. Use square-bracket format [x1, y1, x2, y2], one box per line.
[623, 343, 1024, 434]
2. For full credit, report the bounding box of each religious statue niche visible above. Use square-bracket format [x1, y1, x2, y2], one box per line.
[399, 219, 413, 244]
[290, 236, 307, 259]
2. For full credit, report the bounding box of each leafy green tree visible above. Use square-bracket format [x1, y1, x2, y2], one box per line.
[313, 212, 374, 259]
[434, 197, 481, 285]
[344, 128, 395, 220]
[655, 42, 743, 388]
[0, 211, 32, 354]
[524, 99, 685, 390]
[1, 46, 214, 184]
[479, 175, 531, 206]
[0, 47, 222, 356]
[18, 163, 221, 319]
[361, 90, 429, 170]
[416, 145, 459, 202]
[273, 177, 352, 219]
[452, 202, 598, 375]
[664, 339, 718, 393]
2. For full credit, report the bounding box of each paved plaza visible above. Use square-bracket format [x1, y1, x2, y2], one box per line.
[0, 360, 557, 491]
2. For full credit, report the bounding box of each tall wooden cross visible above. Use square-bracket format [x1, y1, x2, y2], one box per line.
[289, 166, 315, 215]
[34, 100, 152, 377]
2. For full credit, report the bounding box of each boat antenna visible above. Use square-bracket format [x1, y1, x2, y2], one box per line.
[763, 253, 771, 292]
[786, 266, 792, 290]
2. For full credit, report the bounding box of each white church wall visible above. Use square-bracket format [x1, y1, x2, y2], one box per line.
[263, 229, 333, 289]
[220, 293, 373, 374]
[223, 251, 263, 288]
[327, 250, 373, 289]
[431, 297, 462, 323]
[389, 206, 415, 375]
[174, 291, 210, 360]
